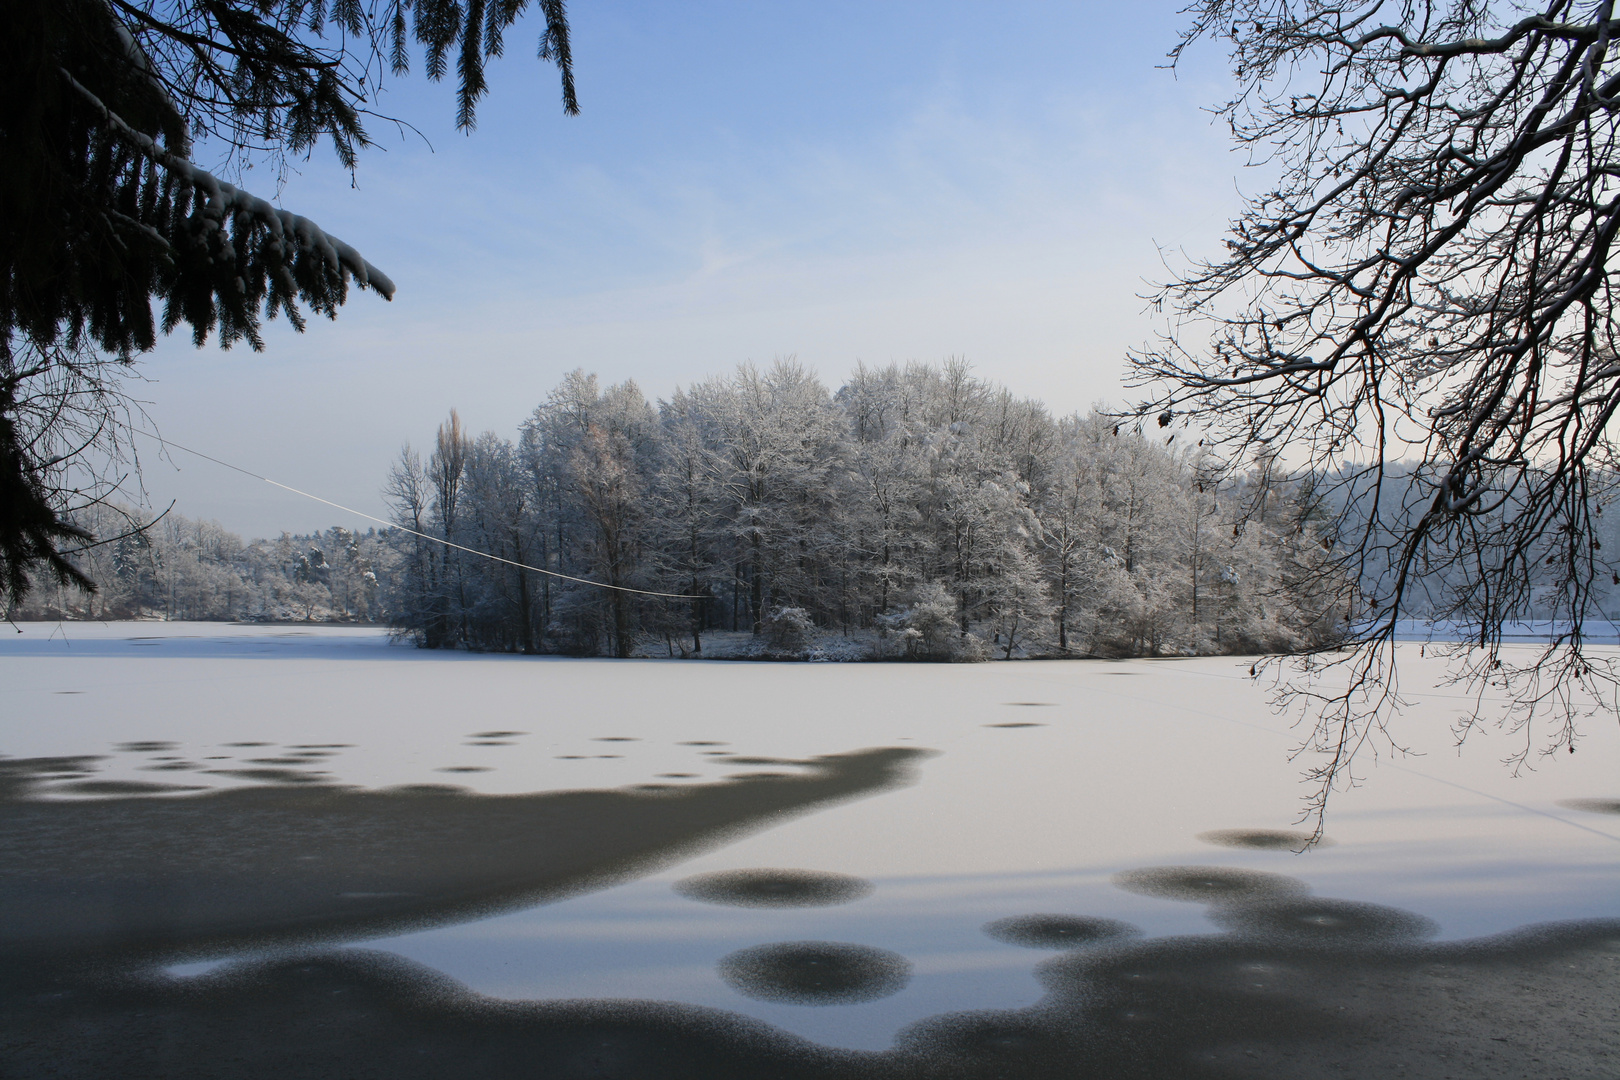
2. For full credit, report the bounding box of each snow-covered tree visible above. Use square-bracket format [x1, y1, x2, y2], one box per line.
[8, 506, 396, 623]
[707, 361, 847, 633]
[648, 385, 729, 653]
[375, 362, 1349, 660]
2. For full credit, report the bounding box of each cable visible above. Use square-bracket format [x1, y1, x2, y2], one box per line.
[142, 434, 708, 600]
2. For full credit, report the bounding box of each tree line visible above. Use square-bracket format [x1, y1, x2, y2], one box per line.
[383, 360, 1348, 659]
[7, 504, 391, 624]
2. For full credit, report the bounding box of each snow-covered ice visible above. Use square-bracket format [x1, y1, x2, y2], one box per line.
[2, 621, 1617, 1069]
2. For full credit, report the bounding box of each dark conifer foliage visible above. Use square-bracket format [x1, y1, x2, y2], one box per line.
[0, 0, 576, 604]
[0, 382, 94, 604]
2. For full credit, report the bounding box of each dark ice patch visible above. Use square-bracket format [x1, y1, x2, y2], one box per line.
[0, 756, 106, 799]
[115, 741, 176, 753]
[1198, 829, 1333, 850]
[675, 868, 875, 909]
[469, 731, 527, 739]
[717, 941, 910, 1005]
[899, 1012, 1069, 1061]
[984, 914, 1141, 949]
[984, 722, 1045, 728]
[1210, 897, 1438, 944]
[1113, 866, 1309, 904]
[435, 767, 492, 773]
[1558, 797, 1620, 815]
[3, 746, 926, 967]
[55, 780, 207, 795]
[205, 769, 331, 785]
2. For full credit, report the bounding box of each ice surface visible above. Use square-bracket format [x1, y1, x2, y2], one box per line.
[2, 621, 1617, 1072]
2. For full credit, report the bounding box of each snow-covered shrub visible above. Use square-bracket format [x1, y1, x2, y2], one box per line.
[762, 605, 817, 658]
[805, 632, 880, 662]
[879, 582, 982, 661]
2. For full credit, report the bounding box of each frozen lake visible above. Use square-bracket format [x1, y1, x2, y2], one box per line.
[2, 622, 1617, 1078]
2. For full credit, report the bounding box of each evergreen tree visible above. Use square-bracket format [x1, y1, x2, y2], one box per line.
[1, 0, 576, 605]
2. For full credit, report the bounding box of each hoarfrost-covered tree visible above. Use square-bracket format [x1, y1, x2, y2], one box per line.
[709, 361, 846, 634]
[519, 373, 661, 656]
[838, 363, 931, 621]
[1037, 412, 1133, 652]
[460, 431, 543, 652]
[8, 506, 394, 621]
[380, 362, 1343, 660]
[383, 443, 436, 641]
[649, 386, 728, 654]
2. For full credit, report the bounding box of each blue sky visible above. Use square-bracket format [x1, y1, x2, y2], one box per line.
[135, 0, 1247, 537]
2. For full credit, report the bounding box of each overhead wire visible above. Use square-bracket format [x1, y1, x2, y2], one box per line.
[140, 434, 708, 600]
